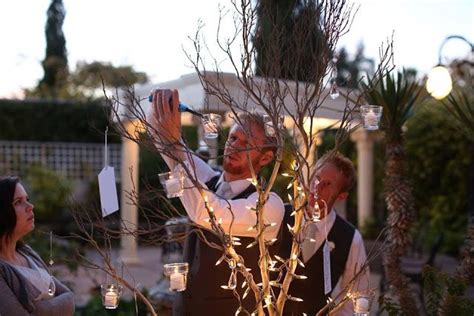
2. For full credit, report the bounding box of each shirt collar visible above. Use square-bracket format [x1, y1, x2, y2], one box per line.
[216, 174, 252, 196]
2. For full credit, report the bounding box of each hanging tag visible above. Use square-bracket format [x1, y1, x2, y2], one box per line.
[323, 240, 332, 295]
[98, 167, 119, 217]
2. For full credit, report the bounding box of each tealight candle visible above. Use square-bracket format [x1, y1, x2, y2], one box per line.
[351, 291, 373, 316]
[354, 297, 369, 313]
[361, 105, 383, 130]
[164, 262, 189, 292]
[169, 272, 186, 291]
[104, 290, 118, 308]
[159, 168, 185, 198]
[101, 284, 122, 309]
[365, 110, 377, 126]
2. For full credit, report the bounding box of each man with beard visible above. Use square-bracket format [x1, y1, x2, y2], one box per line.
[148, 89, 285, 316]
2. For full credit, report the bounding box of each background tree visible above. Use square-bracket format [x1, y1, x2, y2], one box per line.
[254, 0, 328, 82]
[68, 61, 149, 100]
[38, 0, 68, 98]
[335, 43, 374, 88]
[362, 70, 423, 315]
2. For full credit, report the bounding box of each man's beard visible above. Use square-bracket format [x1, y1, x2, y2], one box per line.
[223, 156, 261, 176]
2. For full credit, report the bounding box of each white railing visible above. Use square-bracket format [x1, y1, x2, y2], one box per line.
[0, 141, 121, 180]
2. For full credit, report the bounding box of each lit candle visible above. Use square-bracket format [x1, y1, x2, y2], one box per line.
[104, 290, 118, 307]
[169, 272, 185, 291]
[364, 109, 377, 127]
[165, 177, 181, 196]
[354, 297, 370, 313]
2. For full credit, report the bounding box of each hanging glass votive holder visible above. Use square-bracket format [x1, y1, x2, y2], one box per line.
[159, 166, 185, 198]
[360, 105, 383, 130]
[201, 113, 221, 139]
[101, 284, 123, 309]
[263, 114, 283, 137]
[163, 262, 189, 292]
[351, 291, 374, 316]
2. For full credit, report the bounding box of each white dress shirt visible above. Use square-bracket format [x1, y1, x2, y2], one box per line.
[301, 210, 370, 316]
[161, 150, 285, 239]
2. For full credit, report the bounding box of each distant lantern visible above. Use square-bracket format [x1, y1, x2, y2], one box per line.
[426, 66, 453, 100]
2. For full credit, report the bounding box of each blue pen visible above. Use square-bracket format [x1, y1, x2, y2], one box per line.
[148, 94, 203, 118]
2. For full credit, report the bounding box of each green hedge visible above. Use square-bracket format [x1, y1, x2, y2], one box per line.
[0, 99, 120, 143]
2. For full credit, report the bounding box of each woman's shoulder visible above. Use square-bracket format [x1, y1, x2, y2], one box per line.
[18, 244, 48, 269]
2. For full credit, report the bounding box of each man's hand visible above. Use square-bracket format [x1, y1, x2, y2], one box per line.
[148, 89, 182, 144]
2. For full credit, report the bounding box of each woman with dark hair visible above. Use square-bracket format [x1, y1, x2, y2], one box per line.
[0, 176, 74, 315]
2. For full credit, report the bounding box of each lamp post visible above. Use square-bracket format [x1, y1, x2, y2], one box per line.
[428, 36, 474, 272]
[426, 35, 473, 100]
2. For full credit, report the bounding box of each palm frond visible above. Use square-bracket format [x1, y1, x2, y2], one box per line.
[441, 88, 474, 142]
[361, 69, 423, 140]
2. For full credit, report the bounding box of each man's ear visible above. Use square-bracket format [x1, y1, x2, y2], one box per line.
[336, 191, 348, 201]
[259, 150, 274, 168]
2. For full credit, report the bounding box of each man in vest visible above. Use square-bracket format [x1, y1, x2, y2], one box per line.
[148, 89, 285, 315]
[282, 151, 370, 315]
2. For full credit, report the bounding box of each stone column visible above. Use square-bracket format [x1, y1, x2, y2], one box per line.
[119, 121, 141, 264]
[350, 128, 382, 230]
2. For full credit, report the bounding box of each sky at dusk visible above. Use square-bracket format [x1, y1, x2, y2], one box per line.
[0, 0, 472, 98]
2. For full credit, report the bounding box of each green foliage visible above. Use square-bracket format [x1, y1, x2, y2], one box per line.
[422, 265, 474, 315]
[76, 292, 148, 316]
[405, 102, 470, 254]
[71, 61, 148, 90]
[441, 87, 474, 143]
[379, 295, 404, 316]
[24, 164, 72, 222]
[336, 44, 374, 88]
[254, 0, 328, 82]
[0, 99, 120, 143]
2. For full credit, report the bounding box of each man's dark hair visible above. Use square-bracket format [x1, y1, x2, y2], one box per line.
[0, 176, 20, 245]
[317, 151, 355, 192]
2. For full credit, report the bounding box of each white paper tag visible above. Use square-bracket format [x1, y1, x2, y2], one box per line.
[98, 167, 119, 217]
[323, 240, 332, 295]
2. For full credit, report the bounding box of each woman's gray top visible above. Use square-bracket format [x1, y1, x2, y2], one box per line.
[0, 244, 74, 316]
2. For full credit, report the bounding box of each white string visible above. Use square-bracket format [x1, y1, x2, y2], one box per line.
[104, 126, 109, 168]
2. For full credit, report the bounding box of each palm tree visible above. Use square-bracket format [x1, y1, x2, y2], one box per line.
[362, 70, 423, 315]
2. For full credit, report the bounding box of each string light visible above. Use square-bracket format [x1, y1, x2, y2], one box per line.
[242, 287, 250, 299]
[297, 258, 306, 268]
[215, 256, 225, 266]
[246, 241, 257, 249]
[288, 295, 304, 302]
[287, 224, 294, 233]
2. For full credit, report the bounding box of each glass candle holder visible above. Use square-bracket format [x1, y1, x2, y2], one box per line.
[201, 113, 221, 139]
[101, 284, 122, 310]
[163, 262, 189, 292]
[159, 168, 185, 198]
[351, 291, 374, 316]
[263, 114, 283, 137]
[360, 105, 383, 130]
